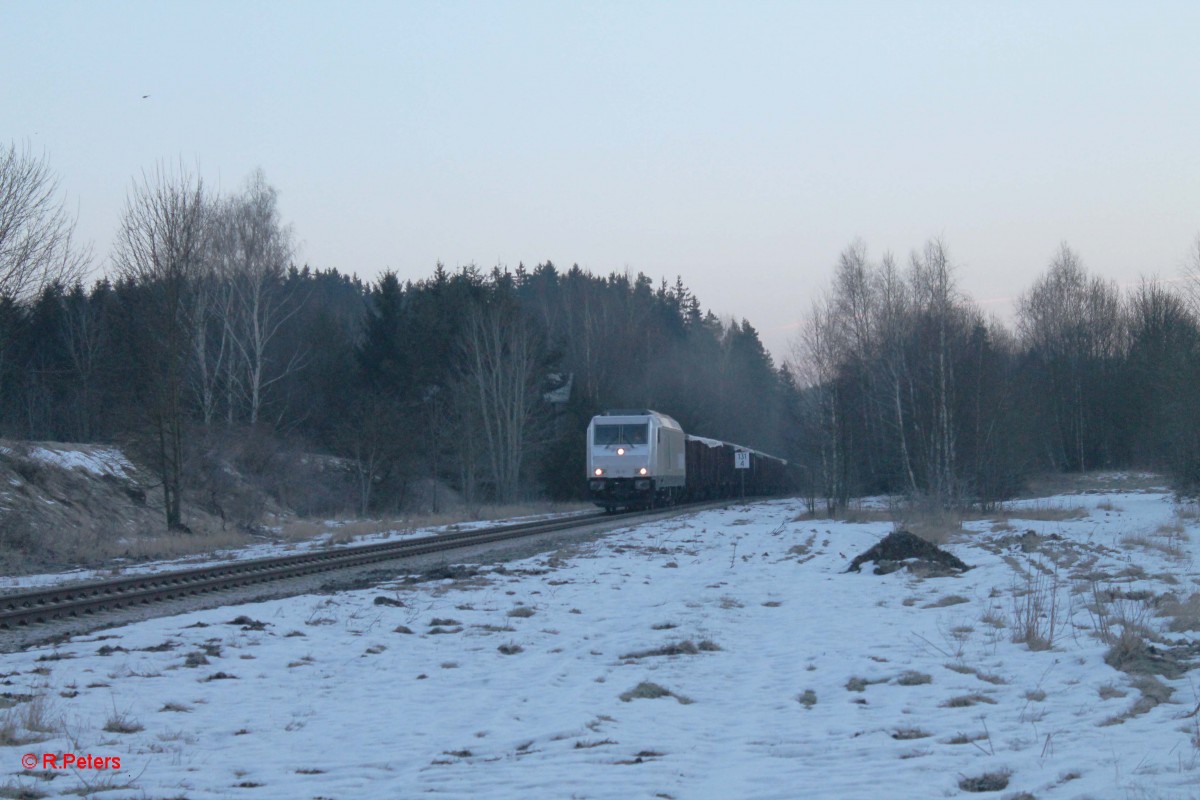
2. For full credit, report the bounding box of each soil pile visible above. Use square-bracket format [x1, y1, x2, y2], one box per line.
[846, 530, 971, 576]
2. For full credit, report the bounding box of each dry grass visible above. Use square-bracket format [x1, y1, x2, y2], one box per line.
[941, 693, 997, 708]
[1082, 582, 1185, 678]
[620, 640, 720, 660]
[959, 770, 1011, 792]
[1121, 522, 1190, 559]
[1176, 502, 1200, 521]
[1159, 592, 1200, 632]
[793, 506, 891, 524]
[922, 595, 970, 609]
[619, 681, 692, 704]
[0, 696, 58, 746]
[1, 519, 256, 575]
[1022, 470, 1165, 497]
[102, 709, 143, 734]
[891, 727, 931, 740]
[944, 731, 988, 745]
[895, 671, 932, 686]
[279, 502, 592, 547]
[1010, 566, 1065, 650]
[884, 501, 965, 545]
[990, 503, 1089, 523]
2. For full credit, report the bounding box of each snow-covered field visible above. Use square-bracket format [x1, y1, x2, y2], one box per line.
[3, 490, 1200, 799]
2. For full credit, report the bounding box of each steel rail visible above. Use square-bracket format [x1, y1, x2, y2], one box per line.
[0, 510, 633, 629]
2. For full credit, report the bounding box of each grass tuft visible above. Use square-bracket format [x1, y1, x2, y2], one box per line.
[619, 682, 692, 704]
[958, 770, 1011, 792]
[895, 671, 932, 686]
[941, 693, 997, 708]
[103, 710, 143, 734]
[891, 727, 931, 740]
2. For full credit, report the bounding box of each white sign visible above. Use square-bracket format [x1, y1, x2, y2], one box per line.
[734, 451, 750, 469]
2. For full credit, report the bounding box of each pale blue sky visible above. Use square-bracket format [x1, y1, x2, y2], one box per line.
[4, 1, 1198, 359]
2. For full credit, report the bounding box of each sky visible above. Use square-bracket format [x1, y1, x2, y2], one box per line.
[4, 0, 1199, 361]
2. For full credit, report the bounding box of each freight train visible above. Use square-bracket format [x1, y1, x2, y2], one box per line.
[585, 409, 790, 512]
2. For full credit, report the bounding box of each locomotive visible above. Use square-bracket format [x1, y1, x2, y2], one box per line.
[585, 409, 790, 512]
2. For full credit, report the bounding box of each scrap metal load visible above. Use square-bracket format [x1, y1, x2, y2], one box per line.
[586, 409, 791, 512]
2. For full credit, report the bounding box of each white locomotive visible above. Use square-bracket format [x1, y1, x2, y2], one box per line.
[586, 410, 686, 511]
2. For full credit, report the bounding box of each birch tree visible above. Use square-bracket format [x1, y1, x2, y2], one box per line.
[214, 170, 303, 426]
[457, 299, 544, 503]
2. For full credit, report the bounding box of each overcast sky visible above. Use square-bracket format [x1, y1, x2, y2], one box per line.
[4, 0, 1198, 361]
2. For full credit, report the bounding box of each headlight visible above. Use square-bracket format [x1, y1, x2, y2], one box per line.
[617, 447, 625, 456]
[593, 468, 603, 476]
[639, 467, 648, 475]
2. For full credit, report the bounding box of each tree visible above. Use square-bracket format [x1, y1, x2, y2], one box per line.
[790, 296, 851, 511]
[1017, 244, 1124, 472]
[455, 297, 547, 503]
[0, 144, 87, 428]
[1125, 278, 1200, 490]
[908, 239, 961, 502]
[112, 163, 211, 530]
[0, 143, 86, 304]
[214, 170, 303, 426]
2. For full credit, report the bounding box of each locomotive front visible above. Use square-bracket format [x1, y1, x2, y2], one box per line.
[586, 410, 685, 511]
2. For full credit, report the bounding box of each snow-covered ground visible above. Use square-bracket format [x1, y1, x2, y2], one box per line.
[3, 491, 1200, 799]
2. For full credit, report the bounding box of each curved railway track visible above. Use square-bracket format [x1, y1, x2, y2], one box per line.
[0, 506, 681, 630]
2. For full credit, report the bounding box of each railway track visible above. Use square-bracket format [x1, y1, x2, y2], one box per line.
[0, 510, 648, 630]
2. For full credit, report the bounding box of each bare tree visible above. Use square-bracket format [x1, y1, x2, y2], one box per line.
[57, 282, 109, 440]
[0, 142, 86, 303]
[909, 239, 961, 502]
[188, 248, 234, 426]
[456, 300, 544, 504]
[790, 295, 849, 512]
[211, 170, 304, 426]
[113, 163, 211, 530]
[1184, 233, 1200, 317]
[334, 392, 404, 515]
[0, 144, 88, 413]
[1017, 244, 1123, 472]
[875, 253, 919, 494]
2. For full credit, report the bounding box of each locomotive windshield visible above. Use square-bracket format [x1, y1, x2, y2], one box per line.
[593, 423, 649, 446]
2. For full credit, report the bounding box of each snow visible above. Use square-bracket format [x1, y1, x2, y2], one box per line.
[3, 491, 1200, 799]
[24, 444, 136, 481]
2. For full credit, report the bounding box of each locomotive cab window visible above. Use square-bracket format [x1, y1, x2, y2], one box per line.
[594, 423, 649, 446]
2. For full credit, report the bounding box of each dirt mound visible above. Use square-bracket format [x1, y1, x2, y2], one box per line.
[846, 530, 970, 576]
